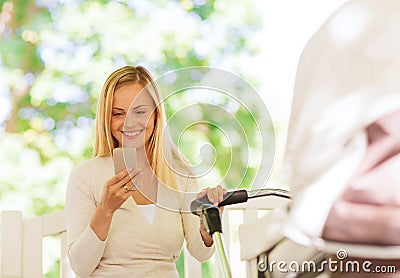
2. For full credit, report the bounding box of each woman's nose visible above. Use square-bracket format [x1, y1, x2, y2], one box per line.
[124, 113, 137, 128]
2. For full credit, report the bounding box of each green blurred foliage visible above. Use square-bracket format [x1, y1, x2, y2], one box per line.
[0, 0, 269, 277]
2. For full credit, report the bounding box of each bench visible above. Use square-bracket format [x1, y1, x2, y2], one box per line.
[1, 195, 290, 277]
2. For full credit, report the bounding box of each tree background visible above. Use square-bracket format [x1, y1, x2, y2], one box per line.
[0, 0, 271, 276]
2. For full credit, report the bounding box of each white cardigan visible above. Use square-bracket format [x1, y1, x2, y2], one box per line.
[65, 156, 214, 277]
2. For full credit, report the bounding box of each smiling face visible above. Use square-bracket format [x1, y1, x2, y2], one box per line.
[111, 83, 156, 149]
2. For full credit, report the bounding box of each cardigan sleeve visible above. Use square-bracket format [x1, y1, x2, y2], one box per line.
[65, 164, 107, 277]
[180, 177, 215, 262]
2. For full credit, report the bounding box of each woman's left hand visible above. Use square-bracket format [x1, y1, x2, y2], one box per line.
[197, 184, 227, 206]
[197, 185, 227, 247]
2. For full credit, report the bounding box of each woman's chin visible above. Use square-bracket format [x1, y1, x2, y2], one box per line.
[121, 138, 145, 148]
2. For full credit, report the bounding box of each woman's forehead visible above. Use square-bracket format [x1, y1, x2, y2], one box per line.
[113, 84, 155, 108]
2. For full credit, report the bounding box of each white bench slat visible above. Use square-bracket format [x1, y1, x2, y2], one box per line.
[23, 216, 43, 277]
[1, 211, 23, 277]
[242, 208, 258, 277]
[183, 247, 201, 278]
[60, 232, 75, 278]
[43, 210, 66, 237]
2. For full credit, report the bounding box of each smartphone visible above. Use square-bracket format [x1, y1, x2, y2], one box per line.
[112, 147, 137, 174]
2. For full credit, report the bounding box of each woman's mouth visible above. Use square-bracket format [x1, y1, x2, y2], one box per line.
[122, 130, 143, 139]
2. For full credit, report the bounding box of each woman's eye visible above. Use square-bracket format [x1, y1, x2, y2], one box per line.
[112, 112, 123, 117]
[135, 111, 146, 115]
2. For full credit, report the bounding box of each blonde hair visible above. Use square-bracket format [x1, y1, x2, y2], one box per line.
[93, 65, 190, 190]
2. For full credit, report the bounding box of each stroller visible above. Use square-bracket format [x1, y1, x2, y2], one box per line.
[195, 0, 400, 277]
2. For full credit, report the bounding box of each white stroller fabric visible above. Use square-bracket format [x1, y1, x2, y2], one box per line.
[240, 0, 400, 261]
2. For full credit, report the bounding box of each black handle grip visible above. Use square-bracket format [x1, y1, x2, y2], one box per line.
[190, 189, 248, 216]
[218, 189, 248, 206]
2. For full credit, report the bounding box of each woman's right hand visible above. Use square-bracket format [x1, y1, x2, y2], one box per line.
[98, 168, 143, 214]
[90, 168, 142, 241]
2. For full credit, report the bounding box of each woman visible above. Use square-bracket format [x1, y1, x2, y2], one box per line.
[66, 66, 225, 277]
